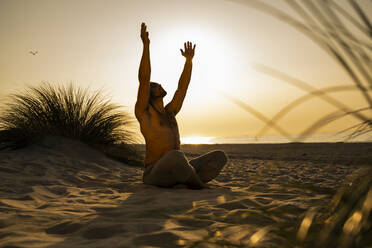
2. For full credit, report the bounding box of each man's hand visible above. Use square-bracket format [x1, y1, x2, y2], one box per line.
[141, 22, 150, 45]
[180, 41, 195, 61]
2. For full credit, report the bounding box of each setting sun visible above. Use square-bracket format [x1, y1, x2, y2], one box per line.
[1, 1, 372, 247]
[181, 136, 213, 144]
[153, 24, 238, 94]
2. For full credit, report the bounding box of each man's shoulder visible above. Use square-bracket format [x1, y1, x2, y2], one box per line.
[164, 104, 176, 117]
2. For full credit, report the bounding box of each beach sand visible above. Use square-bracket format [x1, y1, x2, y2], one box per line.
[0, 137, 371, 247]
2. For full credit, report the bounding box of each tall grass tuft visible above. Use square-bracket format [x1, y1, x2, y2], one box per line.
[223, 0, 372, 247]
[0, 82, 142, 165]
[225, 0, 372, 142]
[294, 168, 372, 247]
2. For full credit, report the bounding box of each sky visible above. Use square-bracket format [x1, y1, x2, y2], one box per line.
[0, 0, 371, 143]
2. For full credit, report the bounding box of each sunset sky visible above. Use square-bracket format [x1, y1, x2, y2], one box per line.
[1, 0, 371, 143]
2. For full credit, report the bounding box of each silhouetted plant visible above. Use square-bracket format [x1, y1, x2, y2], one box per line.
[0, 82, 142, 165]
[222, 0, 372, 247]
[293, 168, 372, 248]
[224, 0, 372, 142]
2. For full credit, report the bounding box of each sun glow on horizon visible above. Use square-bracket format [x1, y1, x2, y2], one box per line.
[181, 136, 214, 144]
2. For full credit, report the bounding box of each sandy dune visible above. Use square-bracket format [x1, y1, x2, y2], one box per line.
[0, 137, 370, 247]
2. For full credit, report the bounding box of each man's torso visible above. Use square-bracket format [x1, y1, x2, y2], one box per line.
[138, 104, 180, 166]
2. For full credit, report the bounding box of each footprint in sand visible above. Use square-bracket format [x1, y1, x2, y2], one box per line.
[0, 232, 13, 240]
[129, 222, 163, 233]
[175, 217, 215, 228]
[224, 209, 275, 225]
[217, 200, 249, 210]
[0, 219, 12, 229]
[133, 232, 182, 248]
[82, 224, 127, 239]
[47, 185, 68, 196]
[45, 221, 83, 235]
[0, 167, 19, 174]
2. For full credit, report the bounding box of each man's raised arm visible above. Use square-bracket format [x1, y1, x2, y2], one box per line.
[135, 23, 151, 120]
[166, 41, 196, 115]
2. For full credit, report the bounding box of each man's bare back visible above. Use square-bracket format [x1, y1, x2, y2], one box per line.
[135, 23, 227, 189]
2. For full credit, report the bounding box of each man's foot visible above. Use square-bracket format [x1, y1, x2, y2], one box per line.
[190, 151, 228, 183]
[197, 163, 225, 183]
[184, 168, 209, 190]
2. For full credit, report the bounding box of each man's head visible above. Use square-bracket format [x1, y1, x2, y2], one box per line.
[150, 82, 167, 100]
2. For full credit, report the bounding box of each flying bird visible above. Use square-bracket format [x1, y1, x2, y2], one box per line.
[29, 51, 38, 55]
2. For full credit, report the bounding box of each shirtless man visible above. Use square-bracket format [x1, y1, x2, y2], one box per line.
[135, 23, 227, 189]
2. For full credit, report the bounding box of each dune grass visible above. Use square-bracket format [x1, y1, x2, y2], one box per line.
[311, 170, 372, 247]
[221, 0, 372, 247]
[0, 82, 143, 166]
[224, 0, 372, 142]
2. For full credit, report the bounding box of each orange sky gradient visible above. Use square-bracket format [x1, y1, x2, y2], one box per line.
[1, 0, 371, 143]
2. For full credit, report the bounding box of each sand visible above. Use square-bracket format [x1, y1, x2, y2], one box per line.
[0, 137, 371, 248]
